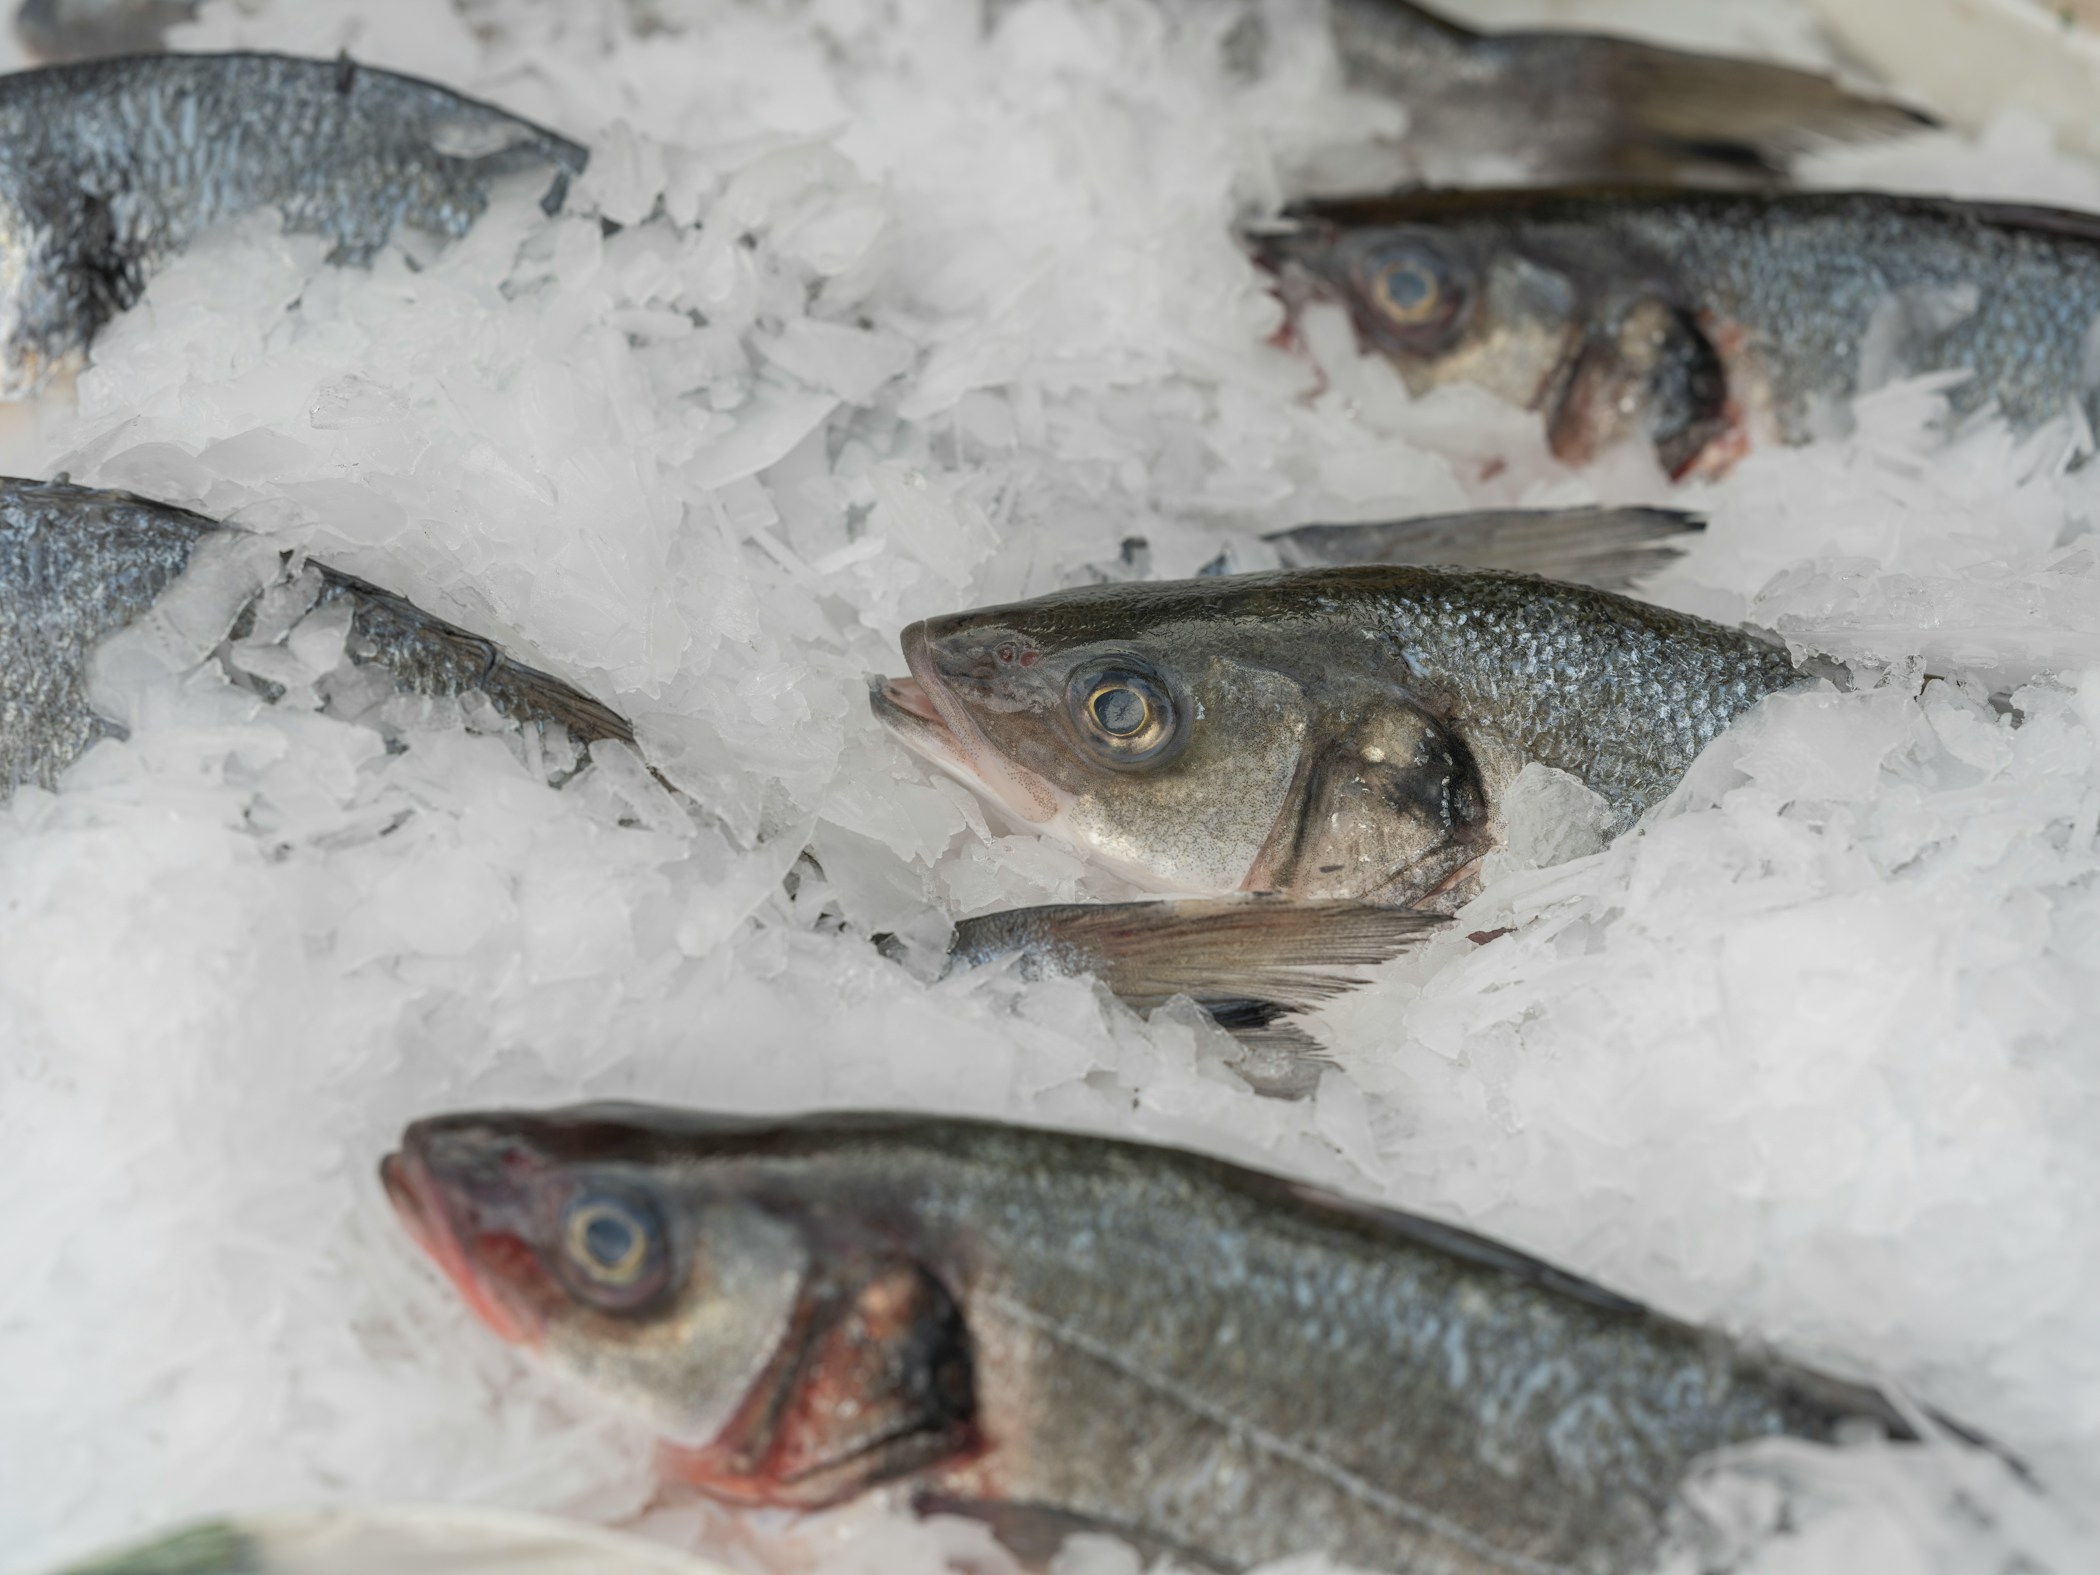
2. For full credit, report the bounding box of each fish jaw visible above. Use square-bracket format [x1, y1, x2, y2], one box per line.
[870, 621, 1073, 826]
[380, 1135, 550, 1350]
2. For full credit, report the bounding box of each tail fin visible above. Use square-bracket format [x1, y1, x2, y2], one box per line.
[1266, 507, 1702, 592]
[948, 895, 1443, 1016]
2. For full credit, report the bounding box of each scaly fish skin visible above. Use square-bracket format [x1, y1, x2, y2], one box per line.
[0, 52, 584, 394]
[383, 1105, 1922, 1574]
[1325, 0, 1929, 188]
[0, 476, 629, 795]
[871, 567, 1797, 905]
[1257, 189, 2100, 476]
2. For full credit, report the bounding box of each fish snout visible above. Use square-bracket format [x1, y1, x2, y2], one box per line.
[382, 1119, 555, 1347]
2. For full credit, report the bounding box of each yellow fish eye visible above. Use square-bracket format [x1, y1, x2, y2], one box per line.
[1373, 256, 1443, 325]
[1089, 682, 1149, 737]
[565, 1197, 653, 1287]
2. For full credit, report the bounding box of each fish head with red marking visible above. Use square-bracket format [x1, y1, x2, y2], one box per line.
[383, 1105, 980, 1509]
[1247, 192, 1738, 479]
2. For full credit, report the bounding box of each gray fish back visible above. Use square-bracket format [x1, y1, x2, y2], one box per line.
[0, 52, 586, 390]
[0, 476, 630, 797]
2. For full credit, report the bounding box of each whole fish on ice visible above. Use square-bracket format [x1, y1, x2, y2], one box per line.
[1254, 188, 2100, 477]
[383, 1104, 1951, 1574]
[1319, 0, 1931, 189]
[0, 52, 583, 394]
[871, 566, 1797, 905]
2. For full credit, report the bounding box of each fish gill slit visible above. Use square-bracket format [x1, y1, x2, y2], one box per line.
[980, 1290, 1576, 1575]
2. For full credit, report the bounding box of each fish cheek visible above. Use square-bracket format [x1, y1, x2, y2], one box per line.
[1249, 703, 1488, 903]
[661, 1256, 979, 1510]
[542, 1198, 810, 1450]
[1060, 661, 1307, 894]
[1546, 296, 1728, 475]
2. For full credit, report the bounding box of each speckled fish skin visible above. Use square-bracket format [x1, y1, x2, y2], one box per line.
[1324, 0, 1930, 188]
[384, 1105, 1925, 1575]
[0, 52, 584, 394]
[0, 476, 630, 795]
[1257, 189, 2100, 477]
[871, 566, 1797, 904]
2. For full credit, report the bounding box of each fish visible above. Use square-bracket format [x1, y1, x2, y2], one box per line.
[13, 0, 196, 62]
[0, 475, 631, 796]
[1264, 504, 1702, 592]
[1252, 188, 2100, 478]
[48, 1505, 729, 1575]
[0, 52, 585, 395]
[869, 566, 1798, 906]
[381, 1104, 1955, 1574]
[1321, 0, 1932, 188]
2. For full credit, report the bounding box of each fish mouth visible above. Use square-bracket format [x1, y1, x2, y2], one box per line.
[380, 1141, 545, 1349]
[869, 623, 1067, 825]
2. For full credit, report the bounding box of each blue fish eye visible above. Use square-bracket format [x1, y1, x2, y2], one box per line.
[1367, 251, 1452, 329]
[563, 1192, 661, 1293]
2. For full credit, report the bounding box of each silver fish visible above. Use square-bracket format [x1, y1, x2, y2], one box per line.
[384, 1105, 1968, 1574]
[0, 52, 584, 394]
[872, 567, 1799, 906]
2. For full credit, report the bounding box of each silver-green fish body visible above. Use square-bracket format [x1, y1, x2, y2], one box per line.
[0, 52, 583, 393]
[0, 476, 629, 795]
[872, 567, 1798, 905]
[1258, 189, 2100, 476]
[384, 1105, 1936, 1574]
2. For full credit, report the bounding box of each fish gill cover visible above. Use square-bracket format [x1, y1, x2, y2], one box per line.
[0, 0, 2095, 1573]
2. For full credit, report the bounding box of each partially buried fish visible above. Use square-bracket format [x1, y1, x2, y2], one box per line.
[0, 476, 1410, 1036]
[0, 475, 631, 796]
[0, 52, 584, 395]
[383, 1104, 1963, 1573]
[48, 1505, 729, 1575]
[1317, 0, 1931, 188]
[1253, 188, 2100, 478]
[871, 566, 1798, 905]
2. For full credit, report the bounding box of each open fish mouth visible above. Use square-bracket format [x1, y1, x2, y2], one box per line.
[380, 1146, 544, 1349]
[869, 623, 1067, 825]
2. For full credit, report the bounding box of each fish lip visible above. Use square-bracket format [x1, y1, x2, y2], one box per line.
[381, 1136, 545, 1349]
[869, 622, 1066, 825]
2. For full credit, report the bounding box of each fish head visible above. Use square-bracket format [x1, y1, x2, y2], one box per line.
[386, 1106, 983, 1509]
[1250, 199, 1731, 477]
[871, 574, 1490, 902]
[381, 1107, 810, 1449]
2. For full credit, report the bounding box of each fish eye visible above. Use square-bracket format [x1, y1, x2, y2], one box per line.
[1067, 663, 1183, 768]
[1360, 246, 1463, 338]
[561, 1190, 668, 1308]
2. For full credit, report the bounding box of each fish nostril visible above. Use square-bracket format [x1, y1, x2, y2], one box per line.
[996, 643, 1016, 663]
